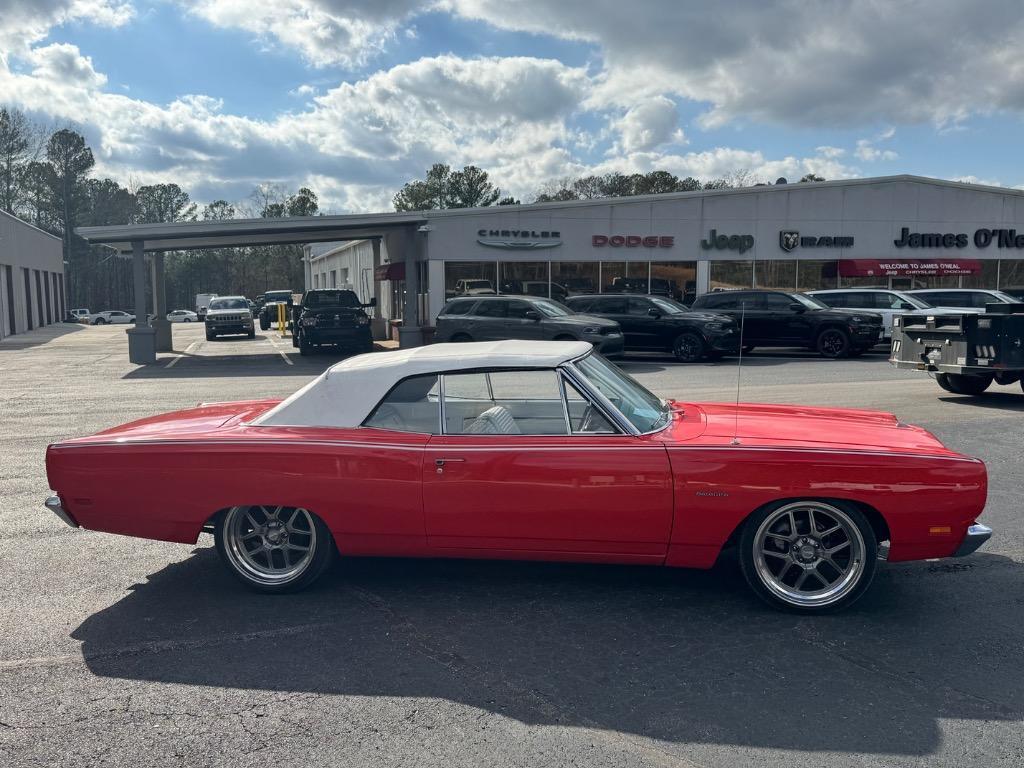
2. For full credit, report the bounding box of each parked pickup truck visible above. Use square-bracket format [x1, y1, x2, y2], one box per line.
[890, 302, 1024, 395]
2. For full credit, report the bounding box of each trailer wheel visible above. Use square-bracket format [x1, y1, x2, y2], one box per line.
[935, 373, 956, 393]
[938, 372, 993, 396]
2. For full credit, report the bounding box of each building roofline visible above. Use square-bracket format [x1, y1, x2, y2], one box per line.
[421, 174, 1024, 219]
[0, 209, 63, 243]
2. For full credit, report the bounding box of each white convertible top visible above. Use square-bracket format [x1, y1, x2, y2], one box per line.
[253, 340, 592, 428]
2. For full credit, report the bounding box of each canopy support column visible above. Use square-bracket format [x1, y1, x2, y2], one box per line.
[398, 226, 422, 349]
[151, 252, 172, 352]
[370, 237, 387, 341]
[126, 239, 156, 364]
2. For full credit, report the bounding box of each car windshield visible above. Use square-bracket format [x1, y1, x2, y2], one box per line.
[574, 353, 670, 433]
[990, 290, 1019, 303]
[265, 292, 291, 302]
[648, 297, 687, 314]
[532, 298, 571, 317]
[209, 298, 247, 310]
[304, 291, 360, 308]
[793, 293, 828, 309]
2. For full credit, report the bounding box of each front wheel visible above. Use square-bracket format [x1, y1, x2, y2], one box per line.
[816, 327, 850, 359]
[937, 372, 993, 395]
[259, 317, 270, 331]
[214, 505, 334, 593]
[299, 333, 312, 356]
[672, 331, 706, 362]
[739, 500, 877, 613]
[94, 318, 107, 325]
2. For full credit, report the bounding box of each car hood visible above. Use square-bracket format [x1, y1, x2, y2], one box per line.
[675, 401, 960, 455]
[206, 308, 251, 317]
[555, 314, 619, 328]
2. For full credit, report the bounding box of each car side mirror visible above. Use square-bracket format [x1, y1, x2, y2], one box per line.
[524, 310, 541, 321]
[364, 297, 377, 308]
[790, 303, 806, 313]
[647, 307, 661, 317]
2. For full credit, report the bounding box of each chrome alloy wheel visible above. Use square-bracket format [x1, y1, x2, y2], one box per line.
[223, 506, 317, 586]
[752, 501, 866, 608]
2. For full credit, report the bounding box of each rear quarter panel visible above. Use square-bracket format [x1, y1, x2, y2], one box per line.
[664, 446, 987, 567]
[46, 427, 428, 553]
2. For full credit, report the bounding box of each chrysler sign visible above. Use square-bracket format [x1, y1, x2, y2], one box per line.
[477, 229, 562, 250]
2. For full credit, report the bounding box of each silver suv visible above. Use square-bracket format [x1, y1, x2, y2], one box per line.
[435, 295, 624, 356]
[807, 288, 972, 339]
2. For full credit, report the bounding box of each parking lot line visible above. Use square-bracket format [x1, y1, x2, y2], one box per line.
[164, 340, 200, 368]
[266, 334, 294, 366]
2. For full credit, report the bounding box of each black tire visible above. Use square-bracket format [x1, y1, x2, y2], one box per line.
[214, 506, 335, 594]
[247, 328, 255, 339]
[738, 499, 877, 614]
[935, 373, 956, 393]
[292, 332, 299, 348]
[259, 317, 270, 331]
[672, 331, 706, 363]
[941, 372, 993, 396]
[816, 327, 851, 359]
[299, 333, 312, 356]
[450, 333, 473, 342]
[205, 329, 215, 341]
[94, 318, 107, 325]
[184, 318, 192, 323]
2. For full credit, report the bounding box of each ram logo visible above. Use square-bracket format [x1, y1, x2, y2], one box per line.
[780, 231, 800, 252]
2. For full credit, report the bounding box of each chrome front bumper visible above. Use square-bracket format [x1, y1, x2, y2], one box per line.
[44, 495, 78, 528]
[953, 523, 992, 557]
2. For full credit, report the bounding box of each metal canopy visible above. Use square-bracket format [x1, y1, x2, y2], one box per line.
[76, 211, 428, 253]
[74, 212, 428, 364]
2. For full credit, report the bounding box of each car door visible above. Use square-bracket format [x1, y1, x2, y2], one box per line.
[468, 299, 508, 340]
[421, 368, 673, 557]
[505, 299, 548, 340]
[583, 296, 632, 344]
[625, 297, 666, 349]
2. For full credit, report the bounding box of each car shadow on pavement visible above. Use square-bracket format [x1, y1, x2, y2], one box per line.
[937, 392, 1024, 410]
[71, 546, 1024, 756]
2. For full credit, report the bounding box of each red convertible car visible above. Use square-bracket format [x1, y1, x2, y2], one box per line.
[45, 340, 991, 612]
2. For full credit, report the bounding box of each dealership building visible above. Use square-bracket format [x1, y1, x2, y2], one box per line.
[305, 174, 1024, 331]
[0, 210, 66, 339]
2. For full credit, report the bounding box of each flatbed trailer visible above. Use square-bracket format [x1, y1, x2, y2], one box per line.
[890, 303, 1024, 396]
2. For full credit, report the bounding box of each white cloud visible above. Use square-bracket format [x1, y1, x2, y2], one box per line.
[444, 0, 1024, 129]
[611, 97, 683, 154]
[179, 0, 426, 68]
[854, 139, 898, 162]
[0, 0, 134, 57]
[26, 43, 107, 88]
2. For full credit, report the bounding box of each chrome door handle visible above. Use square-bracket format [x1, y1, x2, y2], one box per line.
[435, 457, 465, 473]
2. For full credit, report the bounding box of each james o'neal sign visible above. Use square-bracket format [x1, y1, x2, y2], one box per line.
[895, 227, 1024, 249]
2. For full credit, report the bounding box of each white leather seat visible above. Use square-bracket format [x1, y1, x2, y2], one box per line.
[464, 405, 521, 434]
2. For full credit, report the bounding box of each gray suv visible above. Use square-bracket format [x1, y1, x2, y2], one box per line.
[435, 295, 624, 356]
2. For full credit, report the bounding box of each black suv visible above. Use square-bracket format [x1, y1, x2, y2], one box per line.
[690, 290, 882, 358]
[259, 289, 294, 331]
[435, 295, 624, 356]
[564, 294, 739, 362]
[292, 289, 376, 356]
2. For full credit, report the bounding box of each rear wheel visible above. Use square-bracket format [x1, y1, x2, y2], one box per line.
[739, 500, 877, 613]
[205, 329, 216, 341]
[938, 372, 993, 395]
[184, 318, 192, 323]
[214, 505, 334, 593]
[94, 318, 107, 325]
[816, 327, 851, 358]
[672, 331, 706, 362]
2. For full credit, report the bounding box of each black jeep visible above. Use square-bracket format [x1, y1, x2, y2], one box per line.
[292, 289, 376, 356]
[258, 289, 294, 331]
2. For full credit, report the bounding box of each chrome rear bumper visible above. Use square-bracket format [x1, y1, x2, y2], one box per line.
[953, 523, 992, 557]
[44, 495, 78, 528]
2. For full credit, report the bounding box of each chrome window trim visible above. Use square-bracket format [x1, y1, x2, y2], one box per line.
[560, 357, 640, 436]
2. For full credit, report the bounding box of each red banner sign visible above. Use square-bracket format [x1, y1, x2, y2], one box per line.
[374, 262, 405, 281]
[838, 259, 981, 277]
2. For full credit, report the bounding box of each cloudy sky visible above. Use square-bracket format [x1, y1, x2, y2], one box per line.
[2, 0, 1023, 212]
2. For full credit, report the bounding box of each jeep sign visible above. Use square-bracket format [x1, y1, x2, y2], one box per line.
[701, 229, 754, 254]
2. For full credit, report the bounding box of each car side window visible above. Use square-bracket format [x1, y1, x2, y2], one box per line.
[627, 298, 654, 315]
[568, 298, 592, 312]
[563, 378, 617, 433]
[593, 297, 626, 313]
[973, 293, 994, 308]
[442, 300, 475, 316]
[363, 374, 440, 434]
[473, 301, 507, 318]
[813, 293, 841, 307]
[442, 370, 568, 435]
[760, 293, 793, 310]
[506, 300, 534, 319]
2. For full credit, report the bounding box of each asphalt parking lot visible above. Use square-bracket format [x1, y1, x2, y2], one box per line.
[1, 322, 1022, 768]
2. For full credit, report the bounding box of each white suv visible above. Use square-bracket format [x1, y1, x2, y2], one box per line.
[807, 289, 973, 339]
